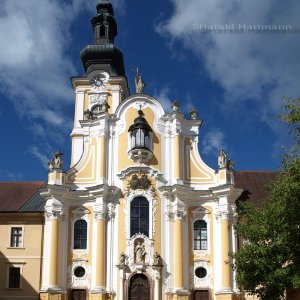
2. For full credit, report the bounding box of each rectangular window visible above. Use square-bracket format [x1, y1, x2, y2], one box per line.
[8, 267, 21, 288]
[194, 220, 208, 251]
[10, 227, 23, 247]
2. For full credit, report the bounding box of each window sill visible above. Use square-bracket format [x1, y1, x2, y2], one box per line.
[193, 250, 210, 255]
[7, 247, 25, 249]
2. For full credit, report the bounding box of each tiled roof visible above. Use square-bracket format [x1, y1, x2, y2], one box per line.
[0, 182, 45, 212]
[234, 171, 277, 207]
[0, 172, 277, 212]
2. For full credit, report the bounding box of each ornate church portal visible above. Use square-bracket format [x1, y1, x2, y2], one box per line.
[128, 274, 151, 300]
[71, 290, 87, 300]
[39, 1, 243, 300]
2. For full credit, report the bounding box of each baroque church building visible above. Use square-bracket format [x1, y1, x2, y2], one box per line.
[0, 1, 279, 300]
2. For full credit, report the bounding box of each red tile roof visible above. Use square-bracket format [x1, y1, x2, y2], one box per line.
[0, 172, 276, 212]
[234, 171, 277, 206]
[0, 182, 44, 211]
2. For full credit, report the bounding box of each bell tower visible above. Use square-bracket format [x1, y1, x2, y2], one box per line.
[80, 0, 125, 77]
[70, 0, 129, 168]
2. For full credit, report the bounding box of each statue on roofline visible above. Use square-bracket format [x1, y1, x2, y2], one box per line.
[134, 67, 145, 94]
[218, 149, 227, 169]
[48, 150, 63, 171]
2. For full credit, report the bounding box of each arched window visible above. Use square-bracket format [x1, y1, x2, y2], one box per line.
[100, 24, 106, 37]
[130, 197, 149, 237]
[194, 220, 207, 250]
[74, 220, 87, 249]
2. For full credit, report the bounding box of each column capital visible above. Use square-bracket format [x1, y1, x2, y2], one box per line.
[45, 210, 64, 221]
[174, 207, 186, 221]
[94, 211, 107, 221]
[94, 202, 107, 221]
[44, 198, 64, 221]
[107, 202, 116, 220]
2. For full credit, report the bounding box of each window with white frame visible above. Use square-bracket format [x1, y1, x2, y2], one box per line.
[74, 220, 87, 249]
[10, 227, 23, 248]
[130, 196, 149, 237]
[7, 266, 21, 288]
[194, 220, 208, 250]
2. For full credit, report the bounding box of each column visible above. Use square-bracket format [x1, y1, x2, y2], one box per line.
[93, 210, 107, 293]
[106, 203, 116, 295]
[118, 267, 125, 300]
[221, 213, 232, 290]
[43, 205, 63, 292]
[173, 216, 184, 289]
[153, 268, 162, 300]
[172, 204, 188, 298]
[49, 218, 59, 287]
[99, 135, 107, 179]
[173, 135, 181, 180]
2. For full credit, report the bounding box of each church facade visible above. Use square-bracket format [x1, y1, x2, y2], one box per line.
[39, 2, 243, 300]
[0, 2, 280, 300]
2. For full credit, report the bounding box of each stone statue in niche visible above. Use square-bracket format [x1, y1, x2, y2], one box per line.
[135, 241, 146, 263]
[218, 149, 227, 168]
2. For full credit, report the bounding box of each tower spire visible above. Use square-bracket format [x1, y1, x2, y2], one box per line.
[80, 0, 125, 76]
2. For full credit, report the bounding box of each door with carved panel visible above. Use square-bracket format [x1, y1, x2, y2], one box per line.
[193, 290, 209, 300]
[129, 274, 150, 300]
[71, 289, 86, 300]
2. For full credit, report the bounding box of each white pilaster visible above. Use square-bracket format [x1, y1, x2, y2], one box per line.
[213, 205, 222, 292]
[106, 203, 115, 293]
[74, 89, 85, 128]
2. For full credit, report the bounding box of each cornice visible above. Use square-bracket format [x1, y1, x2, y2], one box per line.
[159, 184, 214, 203]
[117, 166, 165, 182]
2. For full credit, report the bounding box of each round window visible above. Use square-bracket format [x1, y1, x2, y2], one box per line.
[195, 267, 207, 278]
[74, 266, 86, 278]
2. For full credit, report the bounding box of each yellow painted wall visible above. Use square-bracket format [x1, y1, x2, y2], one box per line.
[188, 206, 214, 264]
[0, 213, 43, 298]
[185, 142, 216, 184]
[118, 107, 162, 172]
[67, 206, 92, 268]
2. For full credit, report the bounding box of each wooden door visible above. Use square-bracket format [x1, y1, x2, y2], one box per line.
[193, 290, 209, 300]
[129, 274, 150, 300]
[71, 289, 86, 300]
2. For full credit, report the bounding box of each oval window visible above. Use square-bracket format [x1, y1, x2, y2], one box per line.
[74, 266, 86, 278]
[195, 267, 207, 278]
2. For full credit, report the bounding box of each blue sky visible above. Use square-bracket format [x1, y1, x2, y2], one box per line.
[0, 0, 299, 181]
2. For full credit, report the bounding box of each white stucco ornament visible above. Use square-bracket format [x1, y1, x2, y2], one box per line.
[90, 72, 109, 92]
[90, 93, 108, 106]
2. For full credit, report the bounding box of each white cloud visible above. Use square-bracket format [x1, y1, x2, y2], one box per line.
[0, 0, 86, 126]
[157, 0, 300, 136]
[0, 0, 111, 166]
[154, 86, 195, 114]
[202, 128, 226, 155]
[154, 86, 173, 112]
[29, 146, 51, 170]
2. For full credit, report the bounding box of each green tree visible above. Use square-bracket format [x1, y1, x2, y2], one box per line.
[233, 97, 300, 300]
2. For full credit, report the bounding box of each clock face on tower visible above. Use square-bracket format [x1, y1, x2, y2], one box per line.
[90, 72, 110, 91]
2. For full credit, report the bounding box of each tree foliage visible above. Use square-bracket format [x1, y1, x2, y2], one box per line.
[233, 97, 300, 300]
